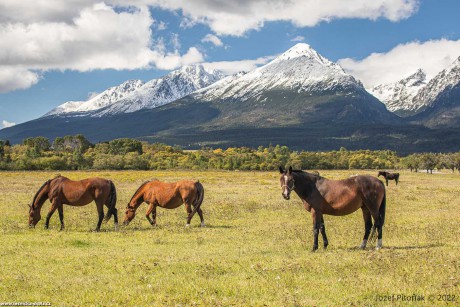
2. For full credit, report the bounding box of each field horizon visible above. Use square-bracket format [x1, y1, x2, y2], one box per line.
[1, 170, 459, 305]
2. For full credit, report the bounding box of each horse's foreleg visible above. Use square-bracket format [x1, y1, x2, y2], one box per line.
[385, 178, 388, 186]
[145, 204, 157, 227]
[310, 209, 321, 252]
[360, 207, 373, 249]
[45, 200, 59, 229]
[58, 204, 64, 231]
[320, 216, 328, 249]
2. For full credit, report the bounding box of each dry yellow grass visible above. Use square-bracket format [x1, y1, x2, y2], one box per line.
[0, 170, 459, 306]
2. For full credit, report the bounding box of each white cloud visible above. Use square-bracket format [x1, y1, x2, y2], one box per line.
[0, 67, 40, 93]
[151, 47, 204, 70]
[201, 34, 223, 47]
[339, 38, 460, 87]
[0, 2, 205, 93]
[291, 36, 304, 42]
[202, 55, 275, 75]
[140, 0, 420, 36]
[2, 120, 16, 128]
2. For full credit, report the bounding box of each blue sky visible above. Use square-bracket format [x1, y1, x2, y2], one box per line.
[1, 0, 460, 127]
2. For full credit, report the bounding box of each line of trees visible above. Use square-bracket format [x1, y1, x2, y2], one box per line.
[1, 135, 459, 172]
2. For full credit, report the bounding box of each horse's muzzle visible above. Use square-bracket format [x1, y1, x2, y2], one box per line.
[29, 224, 35, 229]
[282, 194, 290, 200]
[122, 221, 129, 226]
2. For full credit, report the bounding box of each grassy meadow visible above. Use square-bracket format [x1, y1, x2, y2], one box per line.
[0, 170, 459, 306]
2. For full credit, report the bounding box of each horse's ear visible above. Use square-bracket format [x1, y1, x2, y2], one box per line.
[288, 166, 293, 174]
[279, 166, 284, 174]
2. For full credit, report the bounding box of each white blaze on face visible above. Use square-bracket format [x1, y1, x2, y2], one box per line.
[283, 175, 290, 198]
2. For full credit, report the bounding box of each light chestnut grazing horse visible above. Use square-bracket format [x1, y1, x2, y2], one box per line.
[279, 166, 386, 251]
[28, 176, 118, 231]
[123, 179, 204, 227]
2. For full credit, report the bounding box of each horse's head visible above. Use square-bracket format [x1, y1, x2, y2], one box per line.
[377, 171, 385, 177]
[123, 205, 136, 226]
[279, 166, 295, 200]
[28, 204, 41, 228]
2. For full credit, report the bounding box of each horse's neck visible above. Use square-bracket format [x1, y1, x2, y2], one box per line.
[33, 184, 50, 209]
[294, 173, 319, 198]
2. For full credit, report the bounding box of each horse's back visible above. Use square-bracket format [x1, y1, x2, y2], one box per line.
[53, 177, 111, 205]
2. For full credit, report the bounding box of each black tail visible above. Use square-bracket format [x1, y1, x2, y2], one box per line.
[188, 181, 205, 222]
[104, 180, 117, 222]
[379, 187, 386, 226]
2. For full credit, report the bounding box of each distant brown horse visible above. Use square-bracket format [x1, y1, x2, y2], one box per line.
[28, 176, 118, 231]
[279, 166, 386, 251]
[378, 171, 400, 186]
[123, 179, 204, 227]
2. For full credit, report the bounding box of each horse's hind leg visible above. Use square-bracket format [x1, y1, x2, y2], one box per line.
[197, 207, 205, 227]
[95, 201, 104, 232]
[360, 206, 373, 249]
[58, 204, 64, 231]
[185, 202, 193, 226]
[369, 209, 383, 249]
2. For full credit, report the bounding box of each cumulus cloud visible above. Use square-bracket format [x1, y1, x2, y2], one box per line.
[0, 67, 40, 93]
[0, 2, 204, 93]
[202, 55, 275, 75]
[201, 34, 223, 47]
[2, 120, 16, 128]
[140, 0, 420, 36]
[339, 38, 460, 87]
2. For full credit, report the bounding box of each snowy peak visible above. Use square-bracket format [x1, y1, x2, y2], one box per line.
[46, 79, 144, 116]
[413, 56, 460, 109]
[45, 64, 225, 117]
[274, 43, 333, 66]
[369, 69, 428, 115]
[94, 64, 225, 116]
[195, 44, 364, 103]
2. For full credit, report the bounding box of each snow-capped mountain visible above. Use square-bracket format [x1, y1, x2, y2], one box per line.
[45, 65, 225, 117]
[369, 69, 428, 116]
[193, 43, 366, 103]
[412, 56, 460, 109]
[46, 79, 145, 116]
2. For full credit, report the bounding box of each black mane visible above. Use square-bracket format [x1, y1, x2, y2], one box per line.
[31, 180, 50, 208]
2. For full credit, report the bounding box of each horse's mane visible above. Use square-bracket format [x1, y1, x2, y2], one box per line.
[31, 179, 51, 208]
[128, 181, 150, 204]
[292, 169, 322, 178]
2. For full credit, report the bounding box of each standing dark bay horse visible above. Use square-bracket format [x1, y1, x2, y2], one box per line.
[28, 176, 118, 231]
[279, 166, 386, 251]
[123, 179, 204, 227]
[378, 171, 400, 186]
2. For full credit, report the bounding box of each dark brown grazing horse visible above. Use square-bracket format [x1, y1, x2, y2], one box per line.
[378, 171, 400, 186]
[279, 166, 386, 251]
[28, 176, 118, 231]
[123, 179, 204, 227]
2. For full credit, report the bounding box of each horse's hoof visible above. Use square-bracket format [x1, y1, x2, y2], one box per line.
[185, 224, 190, 227]
[311, 246, 318, 252]
[200, 223, 206, 228]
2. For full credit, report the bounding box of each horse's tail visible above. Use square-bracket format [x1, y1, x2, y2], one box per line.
[379, 185, 386, 226]
[188, 181, 205, 221]
[104, 180, 117, 223]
